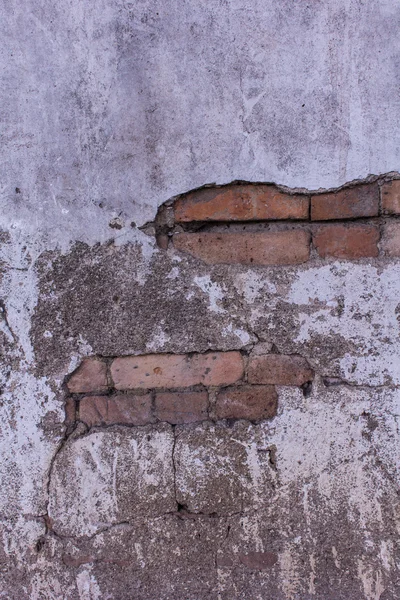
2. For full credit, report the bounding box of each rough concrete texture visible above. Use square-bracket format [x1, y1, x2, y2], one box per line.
[2, 1, 400, 598]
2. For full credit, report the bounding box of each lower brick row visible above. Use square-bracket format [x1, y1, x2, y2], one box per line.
[65, 352, 314, 426]
[66, 385, 278, 427]
[170, 222, 400, 265]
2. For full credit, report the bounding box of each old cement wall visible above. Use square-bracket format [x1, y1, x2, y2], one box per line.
[1, 1, 400, 598]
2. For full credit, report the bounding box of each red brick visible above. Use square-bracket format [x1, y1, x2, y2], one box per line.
[67, 358, 108, 393]
[174, 185, 309, 222]
[155, 391, 208, 424]
[381, 222, 400, 256]
[313, 224, 379, 259]
[248, 355, 313, 386]
[215, 385, 277, 421]
[110, 352, 244, 390]
[79, 394, 153, 426]
[64, 398, 76, 425]
[239, 552, 278, 570]
[381, 180, 400, 214]
[173, 230, 310, 266]
[311, 184, 379, 220]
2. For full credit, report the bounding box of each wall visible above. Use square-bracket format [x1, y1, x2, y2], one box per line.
[1, 1, 400, 598]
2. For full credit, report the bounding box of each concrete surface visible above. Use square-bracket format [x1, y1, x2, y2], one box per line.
[1, 0, 400, 598]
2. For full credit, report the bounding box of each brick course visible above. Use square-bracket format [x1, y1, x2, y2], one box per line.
[215, 385, 277, 421]
[311, 184, 379, 221]
[381, 222, 400, 256]
[155, 391, 208, 424]
[174, 184, 309, 222]
[381, 180, 400, 215]
[111, 352, 244, 390]
[313, 224, 379, 259]
[173, 231, 310, 265]
[67, 358, 108, 393]
[248, 355, 313, 386]
[79, 394, 153, 427]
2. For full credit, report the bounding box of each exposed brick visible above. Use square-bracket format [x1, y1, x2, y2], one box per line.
[64, 398, 76, 425]
[381, 180, 400, 214]
[311, 184, 379, 220]
[381, 222, 400, 256]
[67, 358, 108, 393]
[215, 385, 277, 421]
[79, 394, 153, 427]
[174, 185, 309, 222]
[313, 224, 379, 259]
[239, 552, 278, 570]
[155, 391, 208, 424]
[173, 230, 310, 265]
[248, 355, 313, 386]
[111, 352, 244, 390]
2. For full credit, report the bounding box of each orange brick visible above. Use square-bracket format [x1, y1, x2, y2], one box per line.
[174, 185, 309, 222]
[215, 386, 277, 421]
[313, 224, 379, 259]
[381, 222, 400, 256]
[110, 352, 244, 390]
[173, 230, 310, 265]
[79, 394, 153, 426]
[67, 358, 109, 393]
[248, 355, 313, 386]
[381, 180, 400, 214]
[155, 391, 208, 424]
[311, 184, 379, 220]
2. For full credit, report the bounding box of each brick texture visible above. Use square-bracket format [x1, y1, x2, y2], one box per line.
[65, 398, 76, 426]
[155, 391, 208, 424]
[313, 224, 379, 259]
[215, 385, 277, 421]
[174, 185, 309, 222]
[79, 394, 153, 427]
[173, 230, 310, 265]
[382, 180, 400, 215]
[111, 352, 244, 390]
[248, 355, 313, 386]
[311, 184, 379, 221]
[381, 222, 400, 257]
[67, 358, 108, 393]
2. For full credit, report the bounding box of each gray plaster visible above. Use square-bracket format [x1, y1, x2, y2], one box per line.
[2, 1, 400, 598]
[1, 0, 400, 247]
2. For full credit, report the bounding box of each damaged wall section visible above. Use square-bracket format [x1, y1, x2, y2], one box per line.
[12, 175, 400, 599]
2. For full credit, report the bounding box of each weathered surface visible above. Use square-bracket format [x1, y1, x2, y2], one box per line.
[174, 421, 276, 515]
[2, 0, 400, 597]
[48, 425, 176, 537]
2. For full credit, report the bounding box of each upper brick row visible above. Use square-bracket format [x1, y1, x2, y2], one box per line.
[173, 181, 400, 222]
[67, 353, 314, 394]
